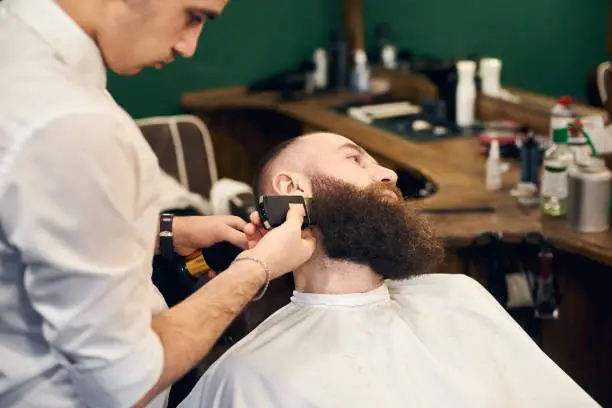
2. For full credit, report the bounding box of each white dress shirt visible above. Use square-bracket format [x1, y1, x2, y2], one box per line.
[0, 0, 169, 407]
[180, 274, 598, 408]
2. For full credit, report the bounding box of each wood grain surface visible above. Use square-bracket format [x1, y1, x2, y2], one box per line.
[181, 84, 612, 266]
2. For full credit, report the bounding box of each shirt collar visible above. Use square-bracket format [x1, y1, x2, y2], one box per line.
[291, 284, 390, 308]
[6, 0, 107, 90]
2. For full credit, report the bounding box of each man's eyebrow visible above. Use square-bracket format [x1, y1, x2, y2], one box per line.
[193, 7, 221, 20]
[338, 142, 365, 154]
[338, 142, 378, 163]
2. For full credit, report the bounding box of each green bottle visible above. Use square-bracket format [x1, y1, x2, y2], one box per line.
[540, 126, 574, 216]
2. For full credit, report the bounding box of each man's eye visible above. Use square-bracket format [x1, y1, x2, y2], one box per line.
[188, 11, 204, 25]
[347, 155, 361, 163]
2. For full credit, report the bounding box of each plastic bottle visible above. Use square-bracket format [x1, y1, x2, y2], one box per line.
[351, 49, 370, 93]
[486, 139, 502, 190]
[540, 126, 575, 216]
[550, 96, 577, 137]
[455, 60, 477, 128]
[381, 45, 398, 69]
[479, 58, 502, 96]
[313, 48, 328, 90]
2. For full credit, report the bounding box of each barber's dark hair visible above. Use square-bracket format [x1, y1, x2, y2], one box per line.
[252, 137, 301, 198]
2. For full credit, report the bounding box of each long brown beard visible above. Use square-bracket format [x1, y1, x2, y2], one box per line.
[310, 175, 444, 280]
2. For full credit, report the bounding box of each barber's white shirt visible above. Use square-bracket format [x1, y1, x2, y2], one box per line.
[0, 0, 168, 406]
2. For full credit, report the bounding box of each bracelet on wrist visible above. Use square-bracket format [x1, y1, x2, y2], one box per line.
[231, 256, 271, 301]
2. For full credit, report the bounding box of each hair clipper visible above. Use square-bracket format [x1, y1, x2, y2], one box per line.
[257, 195, 315, 230]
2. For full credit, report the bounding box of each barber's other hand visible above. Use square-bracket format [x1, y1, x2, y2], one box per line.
[242, 205, 316, 279]
[172, 215, 248, 256]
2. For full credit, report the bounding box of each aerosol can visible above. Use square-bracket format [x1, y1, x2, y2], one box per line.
[567, 157, 611, 232]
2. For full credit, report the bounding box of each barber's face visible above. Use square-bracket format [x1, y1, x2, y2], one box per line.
[300, 134, 398, 193]
[98, 0, 228, 75]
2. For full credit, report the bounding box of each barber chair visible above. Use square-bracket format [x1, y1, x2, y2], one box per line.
[137, 115, 257, 407]
[137, 115, 219, 202]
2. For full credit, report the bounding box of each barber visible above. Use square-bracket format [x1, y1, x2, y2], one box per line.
[0, 0, 315, 407]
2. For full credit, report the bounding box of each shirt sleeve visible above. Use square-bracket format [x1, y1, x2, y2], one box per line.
[0, 113, 164, 408]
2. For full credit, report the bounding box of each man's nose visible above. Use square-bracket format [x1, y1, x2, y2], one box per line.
[173, 25, 203, 58]
[376, 166, 398, 184]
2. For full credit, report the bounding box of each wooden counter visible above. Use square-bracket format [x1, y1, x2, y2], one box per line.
[181, 86, 612, 266]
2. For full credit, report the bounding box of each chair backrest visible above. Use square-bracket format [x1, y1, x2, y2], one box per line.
[136, 115, 218, 200]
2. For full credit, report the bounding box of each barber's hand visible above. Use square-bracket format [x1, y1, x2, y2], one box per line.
[241, 205, 316, 279]
[172, 215, 248, 256]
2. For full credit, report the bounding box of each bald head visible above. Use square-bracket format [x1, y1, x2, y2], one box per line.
[252, 133, 398, 198]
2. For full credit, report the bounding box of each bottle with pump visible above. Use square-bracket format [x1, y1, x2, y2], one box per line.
[486, 139, 502, 191]
[550, 96, 577, 138]
[540, 125, 574, 216]
[455, 60, 477, 128]
[351, 49, 370, 93]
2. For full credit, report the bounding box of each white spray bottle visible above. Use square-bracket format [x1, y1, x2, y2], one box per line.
[486, 139, 502, 191]
[456, 60, 477, 128]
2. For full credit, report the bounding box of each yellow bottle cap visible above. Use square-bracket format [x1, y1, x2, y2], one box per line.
[184, 251, 211, 278]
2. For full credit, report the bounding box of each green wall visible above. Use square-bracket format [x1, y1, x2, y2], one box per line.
[107, 0, 340, 119]
[364, 0, 609, 100]
[108, 0, 610, 118]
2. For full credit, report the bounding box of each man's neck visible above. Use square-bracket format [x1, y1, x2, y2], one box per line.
[293, 247, 382, 295]
[55, 0, 100, 39]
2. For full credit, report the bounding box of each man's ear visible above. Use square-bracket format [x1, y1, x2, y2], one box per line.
[270, 172, 308, 196]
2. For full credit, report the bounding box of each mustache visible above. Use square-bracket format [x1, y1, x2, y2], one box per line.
[364, 182, 403, 202]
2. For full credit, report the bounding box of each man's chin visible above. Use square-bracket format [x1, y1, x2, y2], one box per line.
[107, 64, 144, 76]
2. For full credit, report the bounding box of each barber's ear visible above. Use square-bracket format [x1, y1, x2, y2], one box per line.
[271, 172, 308, 196]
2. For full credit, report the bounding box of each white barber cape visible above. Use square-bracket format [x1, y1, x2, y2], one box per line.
[180, 274, 598, 408]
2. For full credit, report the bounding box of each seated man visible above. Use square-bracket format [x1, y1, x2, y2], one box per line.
[179, 133, 598, 408]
